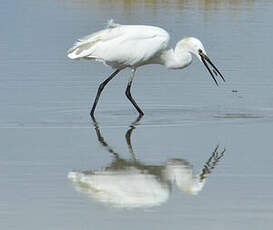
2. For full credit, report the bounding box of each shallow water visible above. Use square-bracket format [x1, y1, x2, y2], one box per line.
[1, 0, 273, 229]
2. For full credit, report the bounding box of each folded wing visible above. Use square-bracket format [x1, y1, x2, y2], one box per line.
[67, 23, 170, 68]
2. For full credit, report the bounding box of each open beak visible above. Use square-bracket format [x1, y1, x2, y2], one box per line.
[199, 50, 225, 86]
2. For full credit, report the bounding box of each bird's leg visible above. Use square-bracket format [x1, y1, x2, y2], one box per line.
[125, 115, 143, 162]
[90, 69, 121, 118]
[125, 69, 144, 116]
[91, 116, 120, 159]
[125, 126, 136, 162]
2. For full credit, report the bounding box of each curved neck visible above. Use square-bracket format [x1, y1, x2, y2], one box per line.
[160, 48, 192, 69]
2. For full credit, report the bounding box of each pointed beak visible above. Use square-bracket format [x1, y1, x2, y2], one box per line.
[199, 50, 225, 86]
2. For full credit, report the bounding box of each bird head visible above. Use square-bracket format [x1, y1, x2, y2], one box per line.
[177, 37, 225, 86]
[177, 37, 206, 60]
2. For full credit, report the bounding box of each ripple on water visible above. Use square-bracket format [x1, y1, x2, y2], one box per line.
[213, 113, 264, 119]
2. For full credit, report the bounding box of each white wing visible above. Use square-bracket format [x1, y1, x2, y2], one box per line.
[67, 23, 170, 68]
[67, 23, 121, 59]
[68, 169, 170, 208]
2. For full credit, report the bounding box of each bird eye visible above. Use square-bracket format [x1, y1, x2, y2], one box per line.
[198, 49, 203, 54]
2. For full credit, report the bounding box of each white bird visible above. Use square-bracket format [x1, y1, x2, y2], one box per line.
[68, 119, 225, 208]
[67, 20, 225, 118]
[68, 159, 209, 208]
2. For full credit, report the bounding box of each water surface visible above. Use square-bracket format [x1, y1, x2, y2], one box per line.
[1, 0, 273, 229]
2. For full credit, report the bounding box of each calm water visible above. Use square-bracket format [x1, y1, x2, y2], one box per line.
[1, 0, 273, 229]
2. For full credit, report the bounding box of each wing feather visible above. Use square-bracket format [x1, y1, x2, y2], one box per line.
[67, 20, 121, 59]
[67, 22, 170, 69]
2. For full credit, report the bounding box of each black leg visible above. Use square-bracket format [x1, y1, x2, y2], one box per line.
[125, 69, 144, 116]
[90, 69, 121, 118]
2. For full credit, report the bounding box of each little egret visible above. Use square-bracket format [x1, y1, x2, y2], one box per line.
[67, 20, 225, 118]
[68, 118, 225, 208]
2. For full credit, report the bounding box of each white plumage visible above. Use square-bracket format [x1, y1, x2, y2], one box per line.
[68, 20, 170, 69]
[67, 20, 225, 117]
[67, 116, 225, 208]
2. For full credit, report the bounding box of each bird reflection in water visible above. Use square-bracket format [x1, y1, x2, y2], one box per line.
[68, 116, 225, 208]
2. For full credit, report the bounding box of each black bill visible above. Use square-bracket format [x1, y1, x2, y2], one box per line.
[199, 50, 225, 86]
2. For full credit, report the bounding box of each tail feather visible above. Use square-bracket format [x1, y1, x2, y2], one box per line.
[67, 38, 100, 59]
[67, 19, 120, 59]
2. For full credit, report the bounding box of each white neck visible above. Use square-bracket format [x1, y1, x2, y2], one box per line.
[159, 48, 192, 69]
